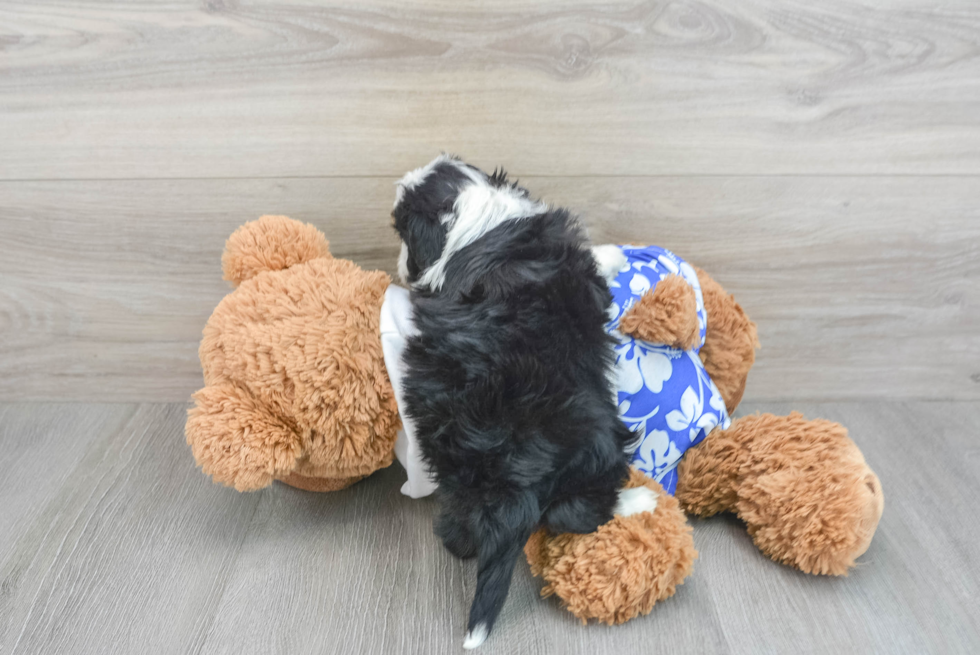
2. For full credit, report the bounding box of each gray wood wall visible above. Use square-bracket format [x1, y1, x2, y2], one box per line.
[2, 0, 978, 402]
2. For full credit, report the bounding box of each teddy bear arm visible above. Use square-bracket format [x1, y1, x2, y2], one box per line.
[693, 266, 759, 414]
[618, 274, 701, 350]
[186, 382, 303, 491]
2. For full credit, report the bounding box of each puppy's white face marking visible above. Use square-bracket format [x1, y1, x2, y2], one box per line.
[414, 173, 548, 291]
[614, 486, 658, 517]
[393, 153, 455, 209]
[463, 623, 488, 650]
[394, 154, 458, 283]
[591, 244, 628, 286]
[397, 242, 410, 285]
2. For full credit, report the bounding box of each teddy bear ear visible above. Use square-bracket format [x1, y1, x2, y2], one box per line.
[221, 215, 331, 286]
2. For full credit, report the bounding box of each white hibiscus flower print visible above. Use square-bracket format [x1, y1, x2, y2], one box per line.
[665, 386, 718, 441]
[636, 428, 682, 475]
[708, 385, 727, 414]
[678, 261, 699, 286]
[629, 273, 651, 296]
[618, 354, 644, 396]
[616, 346, 673, 396]
[692, 413, 720, 442]
[638, 349, 672, 393]
[605, 245, 735, 495]
[657, 254, 680, 276]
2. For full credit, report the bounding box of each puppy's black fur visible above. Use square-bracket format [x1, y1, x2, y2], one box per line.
[393, 159, 632, 644]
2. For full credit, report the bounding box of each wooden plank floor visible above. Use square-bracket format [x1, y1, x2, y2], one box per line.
[1, 0, 979, 402]
[0, 401, 977, 655]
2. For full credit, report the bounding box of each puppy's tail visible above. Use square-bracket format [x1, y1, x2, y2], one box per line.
[462, 499, 538, 650]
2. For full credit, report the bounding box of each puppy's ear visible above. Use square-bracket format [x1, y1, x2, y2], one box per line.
[404, 212, 448, 274]
[393, 158, 479, 279]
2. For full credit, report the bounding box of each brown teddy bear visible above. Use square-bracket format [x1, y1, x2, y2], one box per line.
[185, 215, 883, 626]
[523, 251, 883, 624]
[185, 215, 400, 493]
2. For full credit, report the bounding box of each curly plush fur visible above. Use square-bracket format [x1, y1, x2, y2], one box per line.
[222, 214, 331, 285]
[618, 265, 758, 412]
[525, 257, 883, 625]
[186, 213, 884, 632]
[619, 274, 701, 351]
[694, 266, 759, 413]
[525, 467, 696, 625]
[676, 412, 883, 575]
[186, 216, 400, 491]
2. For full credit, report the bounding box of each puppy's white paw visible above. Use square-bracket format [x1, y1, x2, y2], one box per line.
[591, 244, 628, 285]
[463, 623, 488, 650]
[614, 486, 658, 518]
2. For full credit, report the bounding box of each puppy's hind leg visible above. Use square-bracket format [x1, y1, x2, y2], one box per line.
[544, 472, 658, 534]
[435, 507, 477, 560]
[543, 483, 620, 534]
[463, 495, 539, 649]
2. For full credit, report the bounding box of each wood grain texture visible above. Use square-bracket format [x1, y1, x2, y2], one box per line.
[0, 404, 134, 568]
[1, 0, 979, 179]
[0, 401, 978, 654]
[0, 404, 262, 655]
[2, 176, 978, 401]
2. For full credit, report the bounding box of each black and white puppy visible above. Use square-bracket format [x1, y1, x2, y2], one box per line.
[392, 155, 657, 649]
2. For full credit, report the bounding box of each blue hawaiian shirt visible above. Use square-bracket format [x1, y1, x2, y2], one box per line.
[606, 245, 731, 495]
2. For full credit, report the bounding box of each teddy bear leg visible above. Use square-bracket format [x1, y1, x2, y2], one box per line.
[186, 382, 303, 491]
[525, 468, 696, 625]
[693, 267, 759, 414]
[677, 413, 884, 575]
